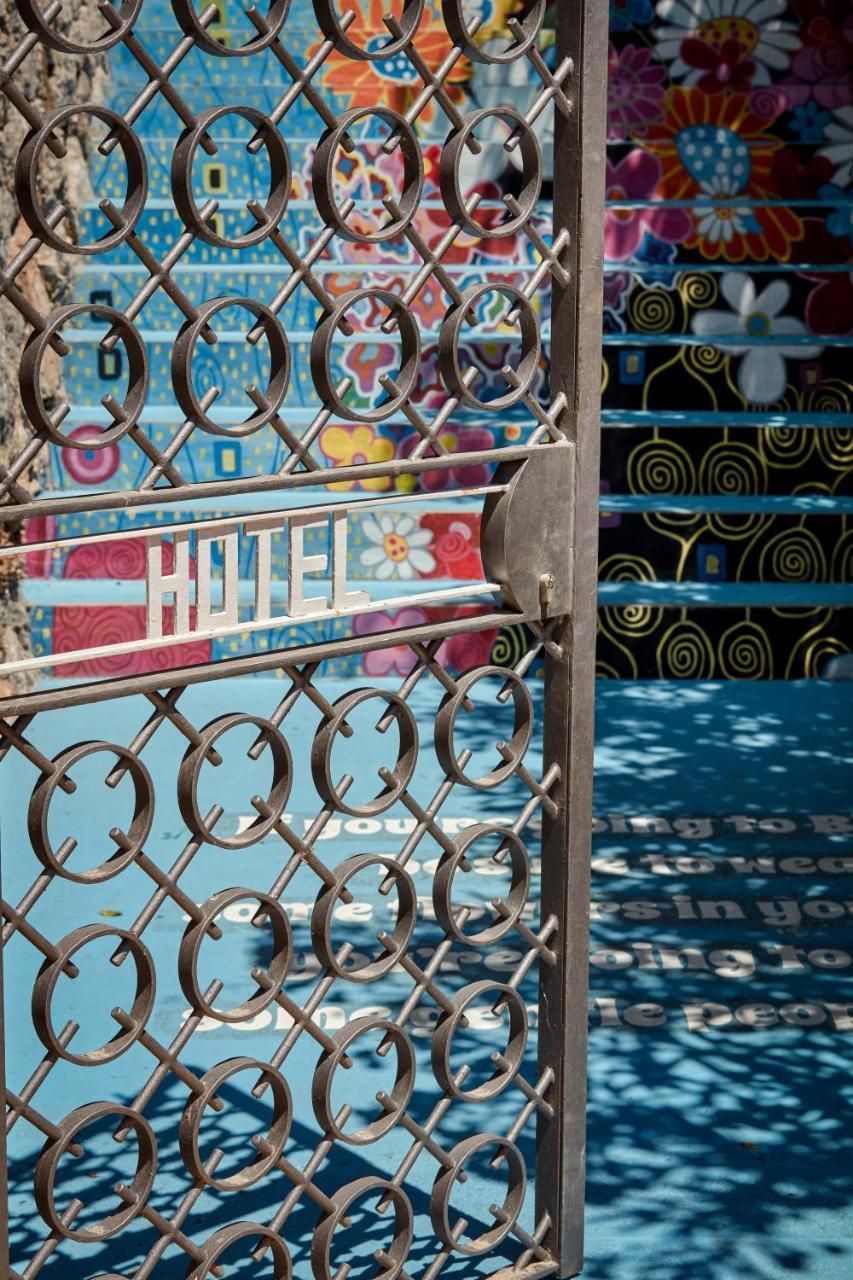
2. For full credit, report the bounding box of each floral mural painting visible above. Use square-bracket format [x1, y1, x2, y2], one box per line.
[399, 427, 496, 491]
[604, 151, 692, 260]
[353, 609, 431, 676]
[319, 425, 396, 491]
[307, 0, 469, 121]
[597, 0, 850, 678]
[654, 0, 801, 88]
[691, 273, 824, 402]
[607, 43, 667, 139]
[61, 426, 122, 486]
[22, 0, 850, 681]
[358, 513, 437, 581]
[642, 89, 804, 262]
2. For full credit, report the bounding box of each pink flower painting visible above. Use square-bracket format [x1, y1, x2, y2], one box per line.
[604, 151, 692, 261]
[353, 608, 430, 677]
[608, 43, 666, 139]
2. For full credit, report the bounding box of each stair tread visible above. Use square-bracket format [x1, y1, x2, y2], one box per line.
[25, 578, 853, 609]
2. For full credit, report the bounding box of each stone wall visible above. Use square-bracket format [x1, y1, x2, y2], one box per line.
[0, 9, 106, 691]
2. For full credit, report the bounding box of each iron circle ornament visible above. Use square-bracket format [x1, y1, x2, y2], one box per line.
[433, 824, 531, 945]
[439, 283, 541, 411]
[15, 0, 143, 54]
[171, 296, 291, 437]
[431, 1133, 527, 1255]
[32, 925, 156, 1067]
[311, 687, 418, 816]
[179, 1057, 293, 1190]
[310, 288, 421, 423]
[434, 665, 534, 789]
[171, 105, 292, 247]
[190, 1222, 292, 1280]
[312, 1017, 416, 1144]
[16, 106, 148, 254]
[28, 741, 155, 883]
[20, 305, 149, 448]
[312, 1177, 414, 1280]
[313, 0, 424, 60]
[440, 107, 542, 238]
[441, 0, 546, 62]
[34, 1103, 157, 1242]
[179, 887, 292, 1023]
[177, 713, 293, 848]
[311, 855, 416, 983]
[312, 107, 424, 243]
[171, 0, 292, 55]
[432, 981, 528, 1102]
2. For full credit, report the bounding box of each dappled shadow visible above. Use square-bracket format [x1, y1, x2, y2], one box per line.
[584, 680, 853, 1279]
[3, 677, 851, 1279]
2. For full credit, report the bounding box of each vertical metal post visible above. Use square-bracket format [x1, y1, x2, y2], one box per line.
[537, 0, 608, 1274]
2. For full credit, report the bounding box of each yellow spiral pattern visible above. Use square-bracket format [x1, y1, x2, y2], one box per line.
[803, 635, 849, 679]
[627, 437, 696, 496]
[600, 603, 664, 639]
[816, 427, 853, 471]
[598, 556, 664, 648]
[595, 619, 641, 679]
[628, 286, 677, 334]
[595, 656, 628, 680]
[807, 378, 851, 418]
[700, 440, 767, 495]
[759, 526, 827, 583]
[718, 620, 774, 679]
[763, 426, 816, 470]
[491, 624, 528, 669]
[656, 619, 716, 679]
[685, 343, 727, 375]
[678, 272, 718, 310]
[595, 259, 841, 680]
[699, 441, 770, 540]
[831, 530, 853, 584]
[598, 553, 657, 583]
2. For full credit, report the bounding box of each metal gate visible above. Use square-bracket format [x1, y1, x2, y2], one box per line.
[0, 2, 606, 1277]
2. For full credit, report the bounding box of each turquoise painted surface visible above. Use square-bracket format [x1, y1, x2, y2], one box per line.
[2, 678, 852, 1277]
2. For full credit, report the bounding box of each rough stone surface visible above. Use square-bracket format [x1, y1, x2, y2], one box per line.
[0, 8, 107, 693]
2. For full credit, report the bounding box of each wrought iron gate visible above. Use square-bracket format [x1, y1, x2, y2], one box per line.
[0, 2, 606, 1277]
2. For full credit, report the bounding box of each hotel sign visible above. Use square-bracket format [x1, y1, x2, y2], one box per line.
[1, 447, 574, 679]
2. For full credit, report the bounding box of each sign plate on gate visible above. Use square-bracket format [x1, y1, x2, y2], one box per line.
[0, 448, 575, 681]
[0, 489, 505, 677]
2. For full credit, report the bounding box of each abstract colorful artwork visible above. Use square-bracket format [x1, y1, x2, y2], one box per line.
[19, 0, 852, 677]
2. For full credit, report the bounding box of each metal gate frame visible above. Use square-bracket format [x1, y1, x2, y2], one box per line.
[0, 1, 607, 1276]
[539, 4, 607, 1270]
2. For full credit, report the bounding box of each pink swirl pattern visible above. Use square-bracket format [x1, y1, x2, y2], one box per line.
[61, 426, 122, 485]
[52, 606, 210, 677]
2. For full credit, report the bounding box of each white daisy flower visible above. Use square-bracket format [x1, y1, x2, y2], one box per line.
[655, 0, 800, 86]
[691, 272, 824, 404]
[696, 205, 754, 243]
[359, 512, 436, 581]
[696, 206, 751, 243]
[820, 106, 853, 189]
[695, 175, 760, 243]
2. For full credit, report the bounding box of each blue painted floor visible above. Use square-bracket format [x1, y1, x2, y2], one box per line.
[2, 678, 851, 1278]
[585, 681, 853, 1280]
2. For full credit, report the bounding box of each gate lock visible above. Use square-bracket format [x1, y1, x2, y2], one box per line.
[481, 442, 576, 619]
